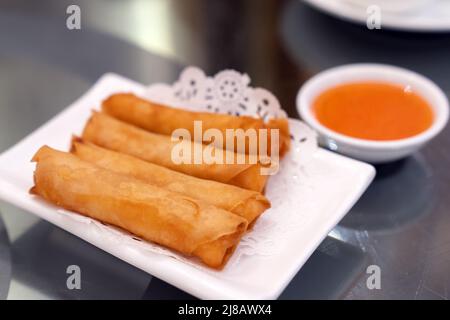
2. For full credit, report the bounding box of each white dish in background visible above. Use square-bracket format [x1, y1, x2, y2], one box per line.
[0, 73, 375, 299]
[297, 63, 449, 163]
[303, 0, 450, 32]
[343, 0, 431, 14]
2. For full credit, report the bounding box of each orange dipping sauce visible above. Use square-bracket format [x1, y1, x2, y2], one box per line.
[313, 82, 434, 141]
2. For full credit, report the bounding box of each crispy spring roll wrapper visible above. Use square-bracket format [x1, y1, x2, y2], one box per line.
[102, 93, 291, 156]
[81, 112, 269, 192]
[267, 118, 291, 157]
[71, 138, 270, 225]
[30, 146, 248, 269]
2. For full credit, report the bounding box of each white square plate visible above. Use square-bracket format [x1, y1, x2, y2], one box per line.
[0, 74, 375, 299]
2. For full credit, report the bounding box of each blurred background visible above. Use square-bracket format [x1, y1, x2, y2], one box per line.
[0, 0, 449, 300]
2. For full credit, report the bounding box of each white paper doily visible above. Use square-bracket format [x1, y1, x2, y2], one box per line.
[144, 67, 289, 120]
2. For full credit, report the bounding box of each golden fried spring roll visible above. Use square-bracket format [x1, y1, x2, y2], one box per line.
[267, 117, 291, 157]
[71, 138, 270, 225]
[81, 112, 269, 192]
[31, 146, 248, 269]
[102, 93, 291, 156]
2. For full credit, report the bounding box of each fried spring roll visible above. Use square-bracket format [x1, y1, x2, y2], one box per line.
[31, 146, 248, 269]
[71, 138, 270, 225]
[81, 112, 269, 192]
[267, 117, 291, 157]
[102, 93, 291, 156]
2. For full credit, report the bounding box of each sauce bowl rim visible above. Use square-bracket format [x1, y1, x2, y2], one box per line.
[297, 63, 449, 150]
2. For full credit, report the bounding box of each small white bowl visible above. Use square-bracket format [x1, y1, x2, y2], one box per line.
[297, 64, 449, 163]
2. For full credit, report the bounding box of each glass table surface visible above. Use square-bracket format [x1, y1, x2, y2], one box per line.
[1, 0, 449, 300]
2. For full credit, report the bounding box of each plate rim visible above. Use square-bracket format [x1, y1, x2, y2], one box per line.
[303, 0, 450, 32]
